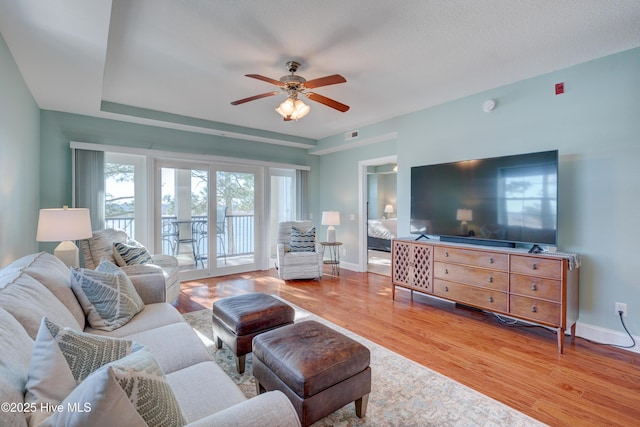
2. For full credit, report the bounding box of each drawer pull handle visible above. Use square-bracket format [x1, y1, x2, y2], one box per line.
[532, 263, 538, 270]
[489, 257, 494, 264]
[444, 269, 449, 274]
[444, 286, 449, 292]
[488, 296, 494, 303]
[445, 252, 449, 257]
[531, 306, 537, 313]
[488, 277, 493, 283]
[531, 284, 537, 291]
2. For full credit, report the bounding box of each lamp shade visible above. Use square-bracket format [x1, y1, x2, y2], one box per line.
[36, 207, 93, 242]
[321, 211, 340, 226]
[384, 204, 394, 214]
[456, 209, 473, 222]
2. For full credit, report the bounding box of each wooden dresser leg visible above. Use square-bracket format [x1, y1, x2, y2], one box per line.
[557, 328, 565, 354]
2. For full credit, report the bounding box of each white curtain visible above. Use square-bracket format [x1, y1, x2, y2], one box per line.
[74, 149, 105, 231]
[296, 169, 308, 220]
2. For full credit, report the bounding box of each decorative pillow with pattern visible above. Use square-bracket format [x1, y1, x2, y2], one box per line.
[289, 226, 316, 252]
[41, 350, 186, 427]
[25, 317, 145, 426]
[113, 241, 152, 267]
[71, 259, 144, 331]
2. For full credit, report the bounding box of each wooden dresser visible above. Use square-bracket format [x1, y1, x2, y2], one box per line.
[391, 239, 580, 353]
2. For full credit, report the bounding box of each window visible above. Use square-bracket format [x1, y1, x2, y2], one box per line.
[498, 163, 557, 230]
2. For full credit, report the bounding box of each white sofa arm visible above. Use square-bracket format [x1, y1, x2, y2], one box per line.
[151, 254, 179, 268]
[276, 243, 288, 266]
[128, 273, 166, 304]
[185, 391, 301, 427]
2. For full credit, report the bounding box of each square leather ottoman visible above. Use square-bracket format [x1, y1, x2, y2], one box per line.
[212, 292, 294, 374]
[253, 320, 371, 427]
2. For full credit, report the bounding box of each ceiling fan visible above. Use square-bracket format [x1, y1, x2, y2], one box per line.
[230, 61, 349, 121]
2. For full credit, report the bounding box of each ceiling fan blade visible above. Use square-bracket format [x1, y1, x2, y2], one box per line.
[305, 92, 350, 112]
[230, 91, 280, 105]
[245, 74, 283, 87]
[303, 74, 346, 89]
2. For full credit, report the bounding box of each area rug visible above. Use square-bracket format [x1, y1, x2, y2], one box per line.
[183, 302, 545, 427]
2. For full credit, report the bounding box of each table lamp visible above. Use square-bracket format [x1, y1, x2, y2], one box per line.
[456, 208, 473, 236]
[321, 211, 340, 243]
[36, 206, 93, 267]
[384, 204, 394, 219]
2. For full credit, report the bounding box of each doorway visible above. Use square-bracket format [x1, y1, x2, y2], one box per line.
[358, 156, 397, 275]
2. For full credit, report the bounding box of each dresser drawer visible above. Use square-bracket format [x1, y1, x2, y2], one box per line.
[434, 279, 507, 312]
[434, 247, 508, 270]
[510, 274, 562, 302]
[509, 295, 561, 326]
[434, 262, 507, 291]
[510, 255, 562, 279]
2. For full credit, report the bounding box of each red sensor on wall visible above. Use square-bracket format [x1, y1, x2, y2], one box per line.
[555, 82, 564, 95]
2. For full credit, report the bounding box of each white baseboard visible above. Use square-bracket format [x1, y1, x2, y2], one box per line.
[339, 261, 361, 272]
[575, 321, 639, 353]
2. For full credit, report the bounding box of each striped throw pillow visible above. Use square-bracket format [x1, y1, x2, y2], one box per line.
[290, 227, 316, 252]
[70, 260, 144, 331]
[112, 241, 152, 266]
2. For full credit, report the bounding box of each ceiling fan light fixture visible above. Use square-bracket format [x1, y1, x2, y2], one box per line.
[294, 99, 310, 118]
[276, 96, 310, 121]
[276, 97, 295, 116]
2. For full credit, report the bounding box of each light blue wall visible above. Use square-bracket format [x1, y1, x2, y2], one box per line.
[316, 47, 640, 336]
[312, 140, 397, 258]
[0, 34, 40, 266]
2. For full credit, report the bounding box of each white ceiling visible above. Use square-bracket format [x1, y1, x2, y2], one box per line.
[2, 0, 640, 142]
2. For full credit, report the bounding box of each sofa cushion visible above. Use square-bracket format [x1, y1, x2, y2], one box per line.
[289, 226, 316, 252]
[0, 307, 34, 427]
[166, 361, 246, 424]
[124, 323, 213, 374]
[71, 260, 144, 331]
[25, 317, 145, 426]
[0, 269, 81, 338]
[42, 350, 186, 427]
[85, 302, 185, 337]
[5, 252, 85, 328]
[113, 241, 152, 266]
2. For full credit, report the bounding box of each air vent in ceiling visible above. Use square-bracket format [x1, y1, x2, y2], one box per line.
[345, 130, 359, 140]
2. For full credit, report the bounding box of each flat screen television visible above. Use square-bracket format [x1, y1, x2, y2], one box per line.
[410, 150, 558, 250]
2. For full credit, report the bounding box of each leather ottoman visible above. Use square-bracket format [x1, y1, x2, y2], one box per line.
[212, 292, 295, 374]
[253, 320, 371, 427]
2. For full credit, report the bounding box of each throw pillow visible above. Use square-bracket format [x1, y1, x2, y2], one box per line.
[41, 350, 186, 427]
[289, 226, 316, 252]
[25, 317, 145, 426]
[0, 268, 81, 338]
[113, 241, 152, 267]
[71, 260, 144, 331]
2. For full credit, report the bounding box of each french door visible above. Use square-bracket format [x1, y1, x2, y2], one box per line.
[155, 160, 262, 280]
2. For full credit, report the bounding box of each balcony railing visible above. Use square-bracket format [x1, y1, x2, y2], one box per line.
[105, 214, 254, 260]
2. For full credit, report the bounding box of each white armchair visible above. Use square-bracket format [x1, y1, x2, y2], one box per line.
[80, 229, 181, 303]
[276, 221, 323, 280]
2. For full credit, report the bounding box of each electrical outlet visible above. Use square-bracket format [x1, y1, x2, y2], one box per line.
[615, 302, 627, 317]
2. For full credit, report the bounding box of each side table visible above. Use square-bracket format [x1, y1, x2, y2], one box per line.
[319, 241, 342, 275]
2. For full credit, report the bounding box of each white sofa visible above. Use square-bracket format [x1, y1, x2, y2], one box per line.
[0, 252, 300, 427]
[81, 228, 181, 303]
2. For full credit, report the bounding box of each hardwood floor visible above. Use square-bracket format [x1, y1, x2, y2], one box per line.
[177, 267, 640, 427]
